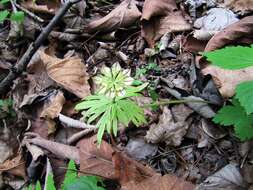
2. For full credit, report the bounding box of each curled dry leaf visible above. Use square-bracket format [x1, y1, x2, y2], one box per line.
[224, 0, 253, 15]
[205, 15, 253, 51]
[141, 0, 192, 47]
[21, 0, 61, 14]
[87, 0, 141, 33]
[39, 50, 90, 98]
[145, 105, 193, 146]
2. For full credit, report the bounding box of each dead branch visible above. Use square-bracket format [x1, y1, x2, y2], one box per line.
[0, 0, 81, 95]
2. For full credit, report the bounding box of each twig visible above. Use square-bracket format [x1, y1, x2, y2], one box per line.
[0, 0, 81, 95]
[67, 129, 94, 145]
[13, 0, 44, 23]
[59, 113, 96, 129]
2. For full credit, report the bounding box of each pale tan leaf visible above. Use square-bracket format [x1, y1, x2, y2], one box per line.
[39, 50, 90, 98]
[87, 0, 141, 33]
[141, 0, 191, 47]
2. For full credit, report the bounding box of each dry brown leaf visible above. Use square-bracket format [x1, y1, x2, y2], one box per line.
[39, 50, 90, 98]
[202, 65, 253, 97]
[122, 174, 195, 190]
[141, 0, 191, 47]
[182, 36, 207, 53]
[224, 0, 253, 15]
[21, 0, 61, 14]
[77, 136, 154, 181]
[0, 154, 27, 179]
[145, 105, 193, 146]
[87, 0, 141, 33]
[205, 16, 253, 51]
[40, 91, 65, 119]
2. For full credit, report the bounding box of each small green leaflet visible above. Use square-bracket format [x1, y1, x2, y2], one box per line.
[62, 160, 105, 190]
[0, 10, 9, 23]
[202, 45, 253, 70]
[63, 176, 106, 190]
[46, 173, 56, 190]
[0, 0, 10, 4]
[213, 99, 253, 141]
[236, 81, 253, 115]
[10, 11, 25, 22]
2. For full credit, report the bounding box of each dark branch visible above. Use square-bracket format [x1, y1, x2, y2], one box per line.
[0, 0, 81, 95]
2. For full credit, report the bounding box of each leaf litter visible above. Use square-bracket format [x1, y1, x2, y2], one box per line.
[0, 0, 253, 189]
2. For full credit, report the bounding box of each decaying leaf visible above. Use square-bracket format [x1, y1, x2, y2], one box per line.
[196, 164, 247, 190]
[145, 105, 193, 146]
[87, 0, 141, 33]
[0, 154, 26, 179]
[141, 0, 192, 47]
[204, 15, 253, 51]
[193, 8, 238, 40]
[224, 0, 253, 15]
[21, 0, 61, 14]
[122, 174, 195, 190]
[202, 65, 253, 97]
[39, 50, 90, 98]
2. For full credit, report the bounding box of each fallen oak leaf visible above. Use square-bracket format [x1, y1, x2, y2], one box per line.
[141, 0, 192, 47]
[39, 50, 90, 98]
[87, 0, 141, 33]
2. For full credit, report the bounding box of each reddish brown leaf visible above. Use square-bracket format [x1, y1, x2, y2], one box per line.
[141, 0, 191, 47]
[182, 36, 207, 53]
[39, 50, 90, 98]
[205, 16, 253, 51]
[224, 0, 253, 15]
[87, 0, 141, 33]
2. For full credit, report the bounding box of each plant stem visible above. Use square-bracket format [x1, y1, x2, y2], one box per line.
[142, 99, 209, 108]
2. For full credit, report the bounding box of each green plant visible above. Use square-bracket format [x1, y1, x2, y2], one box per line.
[203, 44, 253, 140]
[0, 98, 15, 119]
[75, 63, 147, 144]
[24, 160, 105, 190]
[0, 0, 25, 23]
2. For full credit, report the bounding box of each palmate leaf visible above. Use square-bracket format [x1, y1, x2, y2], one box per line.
[213, 99, 253, 141]
[235, 81, 253, 115]
[202, 45, 253, 70]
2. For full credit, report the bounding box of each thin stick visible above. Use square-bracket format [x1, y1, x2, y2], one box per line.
[0, 0, 81, 95]
[67, 129, 94, 145]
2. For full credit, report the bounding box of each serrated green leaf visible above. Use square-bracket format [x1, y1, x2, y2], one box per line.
[236, 81, 253, 115]
[35, 181, 41, 190]
[62, 160, 77, 188]
[213, 100, 253, 141]
[0, 10, 9, 23]
[10, 11, 24, 22]
[63, 176, 106, 190]
[203, 45, 253, 70]
[0, 0, 10, 4]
